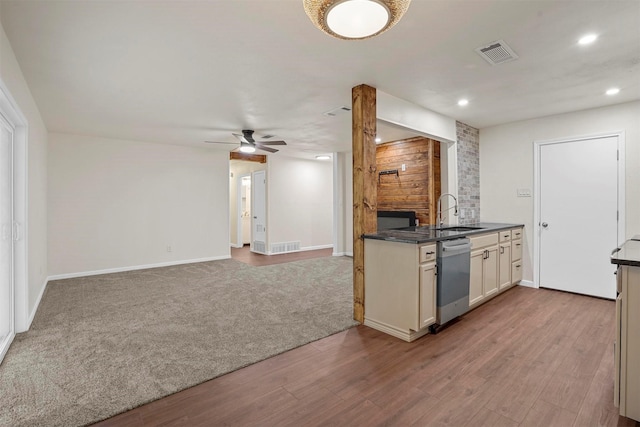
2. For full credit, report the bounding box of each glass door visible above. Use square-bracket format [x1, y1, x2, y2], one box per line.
[0, 116, 14, 364]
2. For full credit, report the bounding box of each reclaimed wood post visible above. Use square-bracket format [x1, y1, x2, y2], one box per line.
[352, 84, 377, 323]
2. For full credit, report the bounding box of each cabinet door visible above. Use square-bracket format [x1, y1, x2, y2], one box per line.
[419, 263, 437, 329]
[511, 261, 523, 284]
[498, 243, 512, 290]
[512, 239, 523, 261]
[470, 249, 485, 306]
[484, 246, 499, 298]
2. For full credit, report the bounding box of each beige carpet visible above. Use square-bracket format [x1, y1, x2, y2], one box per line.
[0, 256, 357, 427]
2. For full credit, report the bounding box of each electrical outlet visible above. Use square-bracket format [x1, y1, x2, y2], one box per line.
[517, 188, 532, 197]
[166, 245, 172, 252]
[401, 164, 406, 172]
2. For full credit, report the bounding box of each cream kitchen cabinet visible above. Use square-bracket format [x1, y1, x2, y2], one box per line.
[611, 237, 640, 422]
[511, 228, 523, 285]
[469, 233, 499, 308]
[498, 242, 512, 290]
[364, 239, 437, 342]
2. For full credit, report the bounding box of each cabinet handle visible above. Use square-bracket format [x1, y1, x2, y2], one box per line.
[425, 251, 435, 255]
[500, 246, 504, 254]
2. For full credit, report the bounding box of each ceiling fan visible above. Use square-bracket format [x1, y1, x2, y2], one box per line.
[205, 129, 287, 153]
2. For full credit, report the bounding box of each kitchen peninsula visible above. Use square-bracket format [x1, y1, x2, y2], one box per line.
[611, 236, 640, 422]
[363, 223, 524, 342]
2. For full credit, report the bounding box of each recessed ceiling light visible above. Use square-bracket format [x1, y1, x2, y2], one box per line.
[316, 155, 331, 160]
[458, 99, 469, 106]
[578, 34, 598, 45]
[606, 87, 620, 95]
[375, 137, 382, 143]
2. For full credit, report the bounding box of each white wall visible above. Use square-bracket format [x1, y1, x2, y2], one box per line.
[229, 159, 266, 247]
[480, 101, 640, 283]
[0, 21, 48, 330]
[333, 152, 353, 256]
[48, 133, 230, 277]
[267, 155, 333, 252]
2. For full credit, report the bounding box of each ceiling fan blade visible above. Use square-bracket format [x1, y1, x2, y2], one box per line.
[256, 140, 286, 146]
[256, 145, 278, 153]
[204, 141, 239, 145]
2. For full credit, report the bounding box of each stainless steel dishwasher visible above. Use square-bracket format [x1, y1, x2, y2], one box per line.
[430, 237, 471, 333]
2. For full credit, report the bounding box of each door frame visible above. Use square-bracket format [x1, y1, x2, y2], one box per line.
[0, 79, 28, 335]
[251, 169, 267, 254]
[235, 173, 251, 248]
[533, 131, 626, 289]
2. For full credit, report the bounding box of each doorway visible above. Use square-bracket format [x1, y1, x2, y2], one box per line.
[0, 113, 15, 364]
[236, 174, 252, 247]
[535, 132, 624, 299]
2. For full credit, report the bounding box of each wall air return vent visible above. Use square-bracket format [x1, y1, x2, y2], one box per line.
[475, 40, 519, 65]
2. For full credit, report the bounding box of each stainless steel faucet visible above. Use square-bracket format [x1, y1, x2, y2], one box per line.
[436, 193, 459, 227]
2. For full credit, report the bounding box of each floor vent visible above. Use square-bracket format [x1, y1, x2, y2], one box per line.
[253, 241, 266, 254]
[271, 241, 301, 254]
[475, 40, 519, 65]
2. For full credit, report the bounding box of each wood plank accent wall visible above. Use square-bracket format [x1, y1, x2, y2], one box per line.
[376, 137, 441, 225]
[352, 84, 377, 323]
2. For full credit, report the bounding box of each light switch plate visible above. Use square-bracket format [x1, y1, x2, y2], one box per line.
[517, 188, 531, 197]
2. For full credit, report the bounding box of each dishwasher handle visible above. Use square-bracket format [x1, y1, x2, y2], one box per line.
[439, 238, 472, 256]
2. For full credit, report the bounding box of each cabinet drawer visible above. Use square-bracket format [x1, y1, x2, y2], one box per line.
[512, 239, 523, 261]
[512, 261, 523, 283]
[499, 230, 511, 242]
[511, 227, 523, 240]
[419, 244, 436, 263]
[470, 233, 499, 249]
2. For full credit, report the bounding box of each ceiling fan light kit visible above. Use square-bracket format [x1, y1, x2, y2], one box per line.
[303, 0, 411, 40]
[205, 129, 287, 153]
[239, 143, 257, 153]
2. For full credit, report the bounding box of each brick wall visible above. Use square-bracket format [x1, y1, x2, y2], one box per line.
[456, 121, 480, 224]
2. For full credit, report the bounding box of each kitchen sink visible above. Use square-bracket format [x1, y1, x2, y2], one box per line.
[438, 226, 485, 232]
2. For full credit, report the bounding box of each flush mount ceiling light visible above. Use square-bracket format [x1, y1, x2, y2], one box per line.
[458, 99, 469, 106]
[316, 155, 331, 160]
[606, 87, 620, 95]
[303, 0, 411, 40]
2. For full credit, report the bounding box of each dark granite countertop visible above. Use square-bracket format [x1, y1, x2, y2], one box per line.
[363, 222, 524, 244]
[611, 235, 640, 267]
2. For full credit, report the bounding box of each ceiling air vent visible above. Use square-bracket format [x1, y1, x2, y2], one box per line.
[323, 106, 351, 117]
[475, 40, 519, 65]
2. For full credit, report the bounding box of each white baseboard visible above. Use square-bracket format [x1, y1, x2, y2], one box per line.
[518, 280, 536, 288]
[47, 255, 232, 281]
[230, 243, 244, 249]
[332, 251, 354, 257]
[266, 244, 333, 256]
[18, 277, 49, 333]
[300, 244, 333, 252]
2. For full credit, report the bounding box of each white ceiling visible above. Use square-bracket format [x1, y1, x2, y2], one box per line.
[1, 0, 639, 158]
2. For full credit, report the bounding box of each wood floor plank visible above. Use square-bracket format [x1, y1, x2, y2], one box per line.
[93, 287, 631, 427]
[231, 245, 333, 267]
[464, 407, 519, 427]
[520, 399, 577, 427]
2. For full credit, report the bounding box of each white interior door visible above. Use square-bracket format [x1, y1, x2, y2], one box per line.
[538, 135, 620, 299]
[252, 170, 266, 254]
[0, 116, 15, 364]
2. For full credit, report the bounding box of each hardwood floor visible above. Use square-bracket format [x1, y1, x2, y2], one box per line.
[93, 286, 639, 427]
[231, 245, 334, 266]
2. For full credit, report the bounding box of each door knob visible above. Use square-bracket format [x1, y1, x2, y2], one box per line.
[541, 222, 548, 228]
